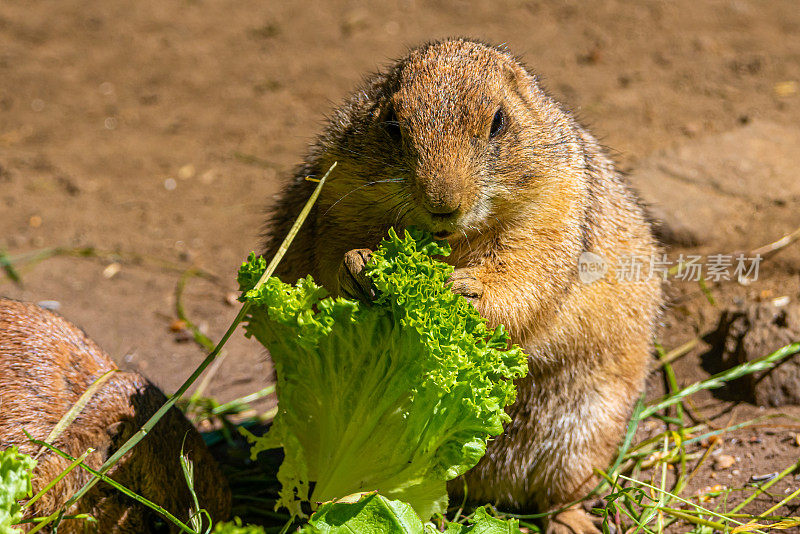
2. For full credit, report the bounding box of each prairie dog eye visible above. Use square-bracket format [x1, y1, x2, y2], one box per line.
[489, 107, 506, 139]
[381, 105, 402, 143]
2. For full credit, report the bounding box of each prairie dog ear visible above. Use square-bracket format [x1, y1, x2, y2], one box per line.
[106, 420, 134, 449]
[501, 61, 541, 98]
[501, 61, 522, 85]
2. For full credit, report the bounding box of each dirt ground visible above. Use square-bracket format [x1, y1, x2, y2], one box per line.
[2, 0, 800, 528]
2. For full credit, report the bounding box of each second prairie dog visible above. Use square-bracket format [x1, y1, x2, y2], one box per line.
[264, 39, 662, 533]
[0, 299, 231, 533]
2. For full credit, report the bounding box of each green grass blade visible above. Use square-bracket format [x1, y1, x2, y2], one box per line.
[642, 343, 800, 419]
[211, 385, 276, 415]
[24, 448, 94, 509]
[730, 457, 800, 515]
[34, 369, 117, 460]
[56, 162, 333, 523]
[26, 437, 199, 534]
[0, 248, 22, 285]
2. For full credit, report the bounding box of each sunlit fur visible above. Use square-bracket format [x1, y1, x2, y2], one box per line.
[0, 300, 231, 533]
[263, 39, 663, 534]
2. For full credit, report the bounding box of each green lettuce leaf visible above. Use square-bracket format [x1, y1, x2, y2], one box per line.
[299, 493, 523, 534]
[238, 228, 528, 520]
[443, 508, 524, 534]
[212, 517, 267, 534]
[0, 447, 36, 534]
[300, 492, 425, 534]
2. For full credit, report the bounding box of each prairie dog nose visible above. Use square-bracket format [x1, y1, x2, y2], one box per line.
[419, 183, 464, 217]
[426, 203, 461, 218]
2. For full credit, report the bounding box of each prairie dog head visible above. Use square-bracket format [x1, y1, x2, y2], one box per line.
[318, 39, 586, 244]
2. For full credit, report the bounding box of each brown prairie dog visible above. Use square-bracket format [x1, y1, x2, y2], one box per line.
[0, 299, 231, 533]
[263, 39, 662, 534]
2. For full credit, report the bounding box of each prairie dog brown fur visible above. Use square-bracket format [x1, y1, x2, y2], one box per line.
[264, 39, 662, 533]
[0, 299, 231, 533]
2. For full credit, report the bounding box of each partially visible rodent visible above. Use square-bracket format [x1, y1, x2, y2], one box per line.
[263, 39, 662, 534]
[0, 299, 231, 533]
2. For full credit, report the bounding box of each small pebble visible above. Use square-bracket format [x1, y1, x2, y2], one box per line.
[225, 292, 239, 306]
[164, 178, 177, 191]
[750, 472, 778, 483]
[29, 215, 42, 228]
[200, 169, 217, 184]
[714, 454, 736, 470]
[170, 319, 188, 332]
[178, 164, 195, 180]
[773, 296, 790, 307]
[37, 300, 60, 311]
[774, 81, 798, 97]
[102, 262, 121, 279]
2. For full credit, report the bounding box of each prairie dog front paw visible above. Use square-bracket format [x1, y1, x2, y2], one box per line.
[337, 248, 375, 300]
[546, 507, 601, 534]
[447, 268, 484, 300]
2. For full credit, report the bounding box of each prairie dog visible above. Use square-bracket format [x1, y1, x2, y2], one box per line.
[263, 39, 662, 534]
[0, 299, 231, 533]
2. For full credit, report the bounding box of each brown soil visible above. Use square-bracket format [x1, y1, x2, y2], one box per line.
[2, 0, 800, 529]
